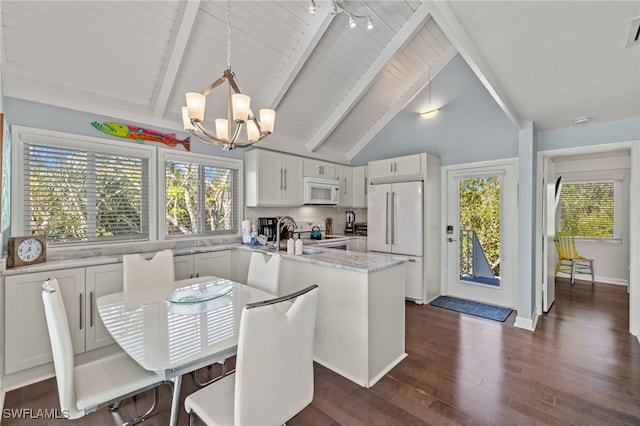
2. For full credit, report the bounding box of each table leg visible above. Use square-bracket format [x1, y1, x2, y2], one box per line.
[170, 375, 183, 426]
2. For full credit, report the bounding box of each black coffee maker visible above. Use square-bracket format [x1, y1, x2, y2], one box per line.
[258, 217, 278, 241]
[345, 211, 355, 234]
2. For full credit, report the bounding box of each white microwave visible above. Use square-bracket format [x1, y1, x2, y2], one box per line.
[303, 177, 340, 205]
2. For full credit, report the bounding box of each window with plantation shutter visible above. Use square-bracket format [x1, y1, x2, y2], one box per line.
[22, 139, 150, 245]
[163, 152, 240, 238]
[558, 179, 623, 240]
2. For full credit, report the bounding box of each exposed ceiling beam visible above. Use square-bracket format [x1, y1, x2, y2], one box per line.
[267, 5, 335, 109]
[347, 46, 457, 161]
[151, 0, 201, 118]
[429, 1, 521, 129]
[306, 1, 435, 153]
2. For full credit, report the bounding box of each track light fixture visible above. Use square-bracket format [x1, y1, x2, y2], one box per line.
[309, 0, 373, 30]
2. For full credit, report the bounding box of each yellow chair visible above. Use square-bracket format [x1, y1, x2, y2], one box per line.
[554, 231, 595, 284]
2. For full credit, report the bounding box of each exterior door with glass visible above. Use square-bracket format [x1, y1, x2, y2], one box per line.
[445, 162, 517, 308]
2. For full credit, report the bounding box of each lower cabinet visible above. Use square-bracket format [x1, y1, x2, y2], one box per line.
[174, 251, 232, 280]
[4, 265, 122, 375]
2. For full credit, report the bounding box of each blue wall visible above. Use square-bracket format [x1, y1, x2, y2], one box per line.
[352, 54, 520, 166]
[537, 116, 640, 151]
[3, 97, 245, 160]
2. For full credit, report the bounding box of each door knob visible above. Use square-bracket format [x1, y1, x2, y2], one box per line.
[447, 237, 456, 242]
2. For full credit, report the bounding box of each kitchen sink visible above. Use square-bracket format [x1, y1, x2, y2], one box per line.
[302, 247, 327, 255]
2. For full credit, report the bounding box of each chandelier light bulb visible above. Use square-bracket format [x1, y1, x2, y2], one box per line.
[231, 93, 250, 122]
[367, 17, 373, 30]
[182, 106, 196, 131]
[259, 109, 276, 134]
[349, 15, 357, 28]
[215, 119, 229, 140]
[185, 92, 206, 122]
[308, 0, 316, 15]
[246, 120, 260, 141]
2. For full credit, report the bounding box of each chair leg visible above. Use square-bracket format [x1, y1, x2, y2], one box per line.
[121, 386, 159, 426]
[590, 260, 595, 284]
[192, 360, 227, 388]
[570, 261, 576, 284]
[109, 400, 122, 411]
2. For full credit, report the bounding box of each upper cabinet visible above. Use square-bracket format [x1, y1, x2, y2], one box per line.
[352, 166, 368, 208]
[303, 159, 336, 179]
[368, 154, 423, 184]
[245, 149, 303, 206]
[336, 165, 353, 207]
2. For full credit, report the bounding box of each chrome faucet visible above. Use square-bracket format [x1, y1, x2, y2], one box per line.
[274, 216, 297, 252]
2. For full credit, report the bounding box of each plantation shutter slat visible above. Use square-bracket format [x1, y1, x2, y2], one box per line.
[24, 143, 149, 244]
[559, 180, 622, 239]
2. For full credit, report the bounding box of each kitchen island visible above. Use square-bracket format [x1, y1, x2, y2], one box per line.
[275, 249, 407, 388]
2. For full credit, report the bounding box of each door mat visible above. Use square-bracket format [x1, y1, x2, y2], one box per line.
[430, 296, 512, 322]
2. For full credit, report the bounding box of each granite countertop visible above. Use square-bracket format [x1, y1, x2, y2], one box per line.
[1, 236, 403, 276]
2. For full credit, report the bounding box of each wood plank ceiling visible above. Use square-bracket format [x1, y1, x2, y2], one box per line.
[1, 1, 454, 163]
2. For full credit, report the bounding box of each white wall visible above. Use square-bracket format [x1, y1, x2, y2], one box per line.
[552, 151, 631, 285]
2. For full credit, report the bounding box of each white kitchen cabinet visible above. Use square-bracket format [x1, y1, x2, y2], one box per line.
[245, 149, 303, 206]
[85, 264, 125, 351]
[336, 165, 353, 206]
[303, 159, 336, 179]
[174, 251, 232, 280]
[352, 165, 368, 208]
[368, 154, 423, 183]
[4, 267, 120, 374]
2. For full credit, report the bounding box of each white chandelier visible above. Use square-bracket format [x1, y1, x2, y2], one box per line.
[308, 0, 373, 30]
[182, 1, 275, 151]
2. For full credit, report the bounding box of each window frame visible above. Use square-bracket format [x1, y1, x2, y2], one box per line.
[158, 148, 243, 241]
[557, 176, 624, 242]
[12, 126, 157, 246]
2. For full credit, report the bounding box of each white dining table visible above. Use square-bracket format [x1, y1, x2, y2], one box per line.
[97, 276, 274, 426]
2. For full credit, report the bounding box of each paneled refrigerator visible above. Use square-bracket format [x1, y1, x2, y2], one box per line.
[368, 181, 424, 301]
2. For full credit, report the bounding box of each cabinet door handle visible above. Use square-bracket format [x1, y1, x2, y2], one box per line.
[391, 192, 396, 245]
[390, 163, 393, 173]
[280, 168, 283, 189]
[365, 177, 368, 194]
[79, 293, 83, 330]
[284, 169, 287, 190]
[344, 178, 347, 194]
[318, 165, 322, 174]
[89, 291, 94, 328]
[385, 192, 390, 244]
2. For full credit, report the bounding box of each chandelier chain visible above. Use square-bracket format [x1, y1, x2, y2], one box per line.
[226, 0, 232, 70]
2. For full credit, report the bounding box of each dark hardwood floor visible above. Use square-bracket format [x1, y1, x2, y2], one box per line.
[4, 278, 639, 425]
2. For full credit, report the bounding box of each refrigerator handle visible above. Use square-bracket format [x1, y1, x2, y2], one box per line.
[385, 192, 390, 244]
[391, 192, 396, 245]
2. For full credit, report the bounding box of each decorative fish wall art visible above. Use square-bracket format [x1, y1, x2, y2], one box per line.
[92, 121, 190, 151]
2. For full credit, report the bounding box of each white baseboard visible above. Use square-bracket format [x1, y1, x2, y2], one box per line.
[556, 272, 628, 286]
[514, 312, 538, 331]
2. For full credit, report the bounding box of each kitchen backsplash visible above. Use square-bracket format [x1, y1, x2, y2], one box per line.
[244, 206, 367, 236]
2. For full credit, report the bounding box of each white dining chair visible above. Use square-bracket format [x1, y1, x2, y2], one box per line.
[185, 284, 319, 426]
[123, 248, 175, 293]
[246, 252, 281, 296]
[42, 278, 166, 425]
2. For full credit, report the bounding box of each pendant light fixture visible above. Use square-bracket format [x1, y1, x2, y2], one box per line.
[420, 67, 439, 120]
[308, 0, 373, 30]
[182, 1, 275, 150]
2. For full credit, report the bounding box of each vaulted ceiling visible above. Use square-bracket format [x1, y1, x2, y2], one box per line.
[1, 1, 638, 164]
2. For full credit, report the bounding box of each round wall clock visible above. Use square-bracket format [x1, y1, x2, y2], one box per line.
[7, 235, 47, 268]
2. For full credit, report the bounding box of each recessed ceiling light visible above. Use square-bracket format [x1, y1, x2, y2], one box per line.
[573, 116, 591, 124]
